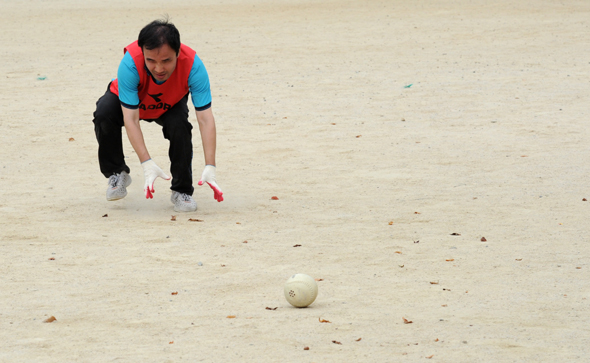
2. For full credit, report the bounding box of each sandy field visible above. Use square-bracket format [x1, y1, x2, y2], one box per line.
[1, 0, 589, 361]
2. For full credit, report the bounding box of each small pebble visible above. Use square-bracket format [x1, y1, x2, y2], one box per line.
[198, 262, 203, 266]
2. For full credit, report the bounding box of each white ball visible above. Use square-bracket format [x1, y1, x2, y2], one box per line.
[284, 273, 318, 308]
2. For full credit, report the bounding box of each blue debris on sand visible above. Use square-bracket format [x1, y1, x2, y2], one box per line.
[404, 83, 413, 88]
[37, 76, 47, 80]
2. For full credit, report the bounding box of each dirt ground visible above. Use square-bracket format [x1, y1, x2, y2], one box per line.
[1, 0, 589, 361]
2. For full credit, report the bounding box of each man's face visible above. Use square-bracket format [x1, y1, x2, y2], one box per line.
[143, 44, 178, 82]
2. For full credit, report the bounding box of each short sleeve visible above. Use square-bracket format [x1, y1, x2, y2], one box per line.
[188, 55, 212, 110]
[117, 52, 140, 108]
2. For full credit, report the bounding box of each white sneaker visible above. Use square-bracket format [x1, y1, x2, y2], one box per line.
[171, 191, 197, 212]
[106, 172, 132, 201]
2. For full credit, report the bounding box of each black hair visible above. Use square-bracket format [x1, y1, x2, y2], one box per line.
[138, 17, 181, 55]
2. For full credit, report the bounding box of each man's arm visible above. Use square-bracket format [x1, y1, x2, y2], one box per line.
[122, 107, 151, 162]
[122, 106, 170, 198]
[196, 107, 216, 166]
[196, 107, 223, 202]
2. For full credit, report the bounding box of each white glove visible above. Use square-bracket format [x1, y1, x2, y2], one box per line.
[141, 159, 171, 199]
[198, 165, 224, 202]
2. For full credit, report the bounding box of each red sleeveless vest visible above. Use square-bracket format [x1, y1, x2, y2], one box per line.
[110, 41, 196, 120]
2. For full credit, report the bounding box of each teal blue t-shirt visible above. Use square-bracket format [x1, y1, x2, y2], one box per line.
[116, 51, 212, 111]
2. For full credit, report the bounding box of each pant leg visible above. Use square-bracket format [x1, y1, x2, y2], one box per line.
[92, 84, 130, 178]
[155, 94, 194, 195]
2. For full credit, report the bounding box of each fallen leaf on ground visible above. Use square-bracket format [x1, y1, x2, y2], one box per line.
[389, 221, 394, 225]
[102, 214, 108, 218]
[188, 218, 203, 222]
[44, 316, 56, 323]
[293, 244, 302, 247]
[402, 317, 413, 324]
[171, 292, 178, 295]
[426, 355, 434, 359]
[356, 338, 362, 342]
[169, 341, 174, 344]
[69, 138, 75, 141]
[441, 304, 448, 307]
[243, 240, 248, 243]
[226, 315, 236, 319]
[481, 237, 487, 242]
[171, 215, 176, 221]
[332, 340, 342, 345]
[430, 281, 439, 285]
[516, 258, 522, 261]
[48, 257, 55, 261]
[319, 318, 331, 323]
[304, 347, 310, 350]
[414, 211, 421, 214]
[395, 251, 402, 254]
[356, 135, 362, 138]
[271, 196, 279, 200]
[583, 198, 587, 201]
[315, 278, 324, 281]
[446, 259, 455, 262]
[434, 338, 439, 342]
[265, 307, 278, 310]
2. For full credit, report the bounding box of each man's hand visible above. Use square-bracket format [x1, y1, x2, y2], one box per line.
[141, 159, 171, 199]
[198, 165, 224, 202]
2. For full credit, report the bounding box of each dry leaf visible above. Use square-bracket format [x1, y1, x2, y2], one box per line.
[221, 264, 226, 267]
[577, 267, 582, 269]
[44, 316, 56, 323]
[430, 281, 439, 285]
[69, 137, 75, 142]
[402, 317, 413, 324]
[446, 259, 454, 262]
[399, 265, 404, 268]
[332, 340, 342, 345]
[169, 341, 174, 344]
[243, 240, 248, 243]
[414, 211, 421, 214]
[188, 218, 203, 222]
[583, 198, 588, 201]
[441, 304, 448, 307]
[388, 221, 394, 225]
[450, 233, 461, 236]
[293, 244, 302, 247]
[236, 222, 241, 224]
[102, 214, 108, 218]
[356, 135, 362, 138]
[434, 338, 439, 342]
[171, 292, 178, 295]
[314, 278, 324, 281]
[304, 346, 310, 350]
[481, 237, 487, 242]
[171, 215, 176, 221]
[414, 240, 419, 243]
[426, 355, 434, 359]
[521, 155, 528, 157]
[265, 307, 278, 310]
[49, 257, 55, 261]
[271, 196, 279, 200]
[395, 251, 402, 254]
[331, 122, 336, 125]
[356, 338, 362, 342]
[516, 258, 522, 261]
[226, 315, 236, 319]
[319, 317, 331, 323]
